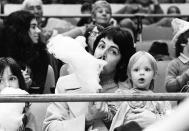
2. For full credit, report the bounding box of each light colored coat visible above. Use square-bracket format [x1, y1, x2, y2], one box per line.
[43, 74, 109, 131]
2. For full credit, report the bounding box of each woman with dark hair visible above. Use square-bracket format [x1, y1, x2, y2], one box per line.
[43, 26, 136, 131]
[0, 10, 52, 94]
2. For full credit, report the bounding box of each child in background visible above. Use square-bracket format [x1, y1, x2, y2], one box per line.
[0, 57, 37, 131]
[165, 18, 189, 93]
[110, 51, 171, 131]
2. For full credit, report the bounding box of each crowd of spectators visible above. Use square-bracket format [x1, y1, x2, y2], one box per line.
[1, 0, 189, 131]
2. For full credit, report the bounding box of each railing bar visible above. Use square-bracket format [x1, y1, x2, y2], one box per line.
[0, 93, 188, 102]
[0, 14, 189, 18]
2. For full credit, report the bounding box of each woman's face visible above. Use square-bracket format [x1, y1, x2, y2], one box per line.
[28, 18, 41, 44]
[0, 67, 19, 92]
[93, 7, 111, 26]
[88, 26, 100, 52]
[94, 37, 121, 75]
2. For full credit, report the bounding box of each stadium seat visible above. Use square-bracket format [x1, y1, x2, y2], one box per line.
[43, 65, 55, 94]
[135, 40, 175, 58]
[153, 61, 170, 93]
[142, 26, 173, 41]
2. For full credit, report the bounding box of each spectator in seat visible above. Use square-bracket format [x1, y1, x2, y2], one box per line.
[148, 40, 173, 61]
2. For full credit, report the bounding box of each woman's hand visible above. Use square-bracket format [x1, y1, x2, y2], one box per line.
[126, 108, 157, 128]
[86, 102, 108, 122]
[21, 68, 32, 89]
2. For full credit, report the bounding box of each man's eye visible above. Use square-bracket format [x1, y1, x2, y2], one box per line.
[36, 6, 42, 10]
[109, 49, 119, 56]
[28, 6, 34, 10]
[98, 44, 105, 49]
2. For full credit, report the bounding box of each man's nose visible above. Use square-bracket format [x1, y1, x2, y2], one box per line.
[100, 49, 108, 60]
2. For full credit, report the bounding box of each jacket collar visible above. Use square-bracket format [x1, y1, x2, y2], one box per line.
[178, 53, 189, 64]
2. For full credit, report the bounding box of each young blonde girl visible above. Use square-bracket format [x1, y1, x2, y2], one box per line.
[110, 51, 172, 131]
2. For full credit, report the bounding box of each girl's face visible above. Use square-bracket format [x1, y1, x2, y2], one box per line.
[131, 56, 154, 90]
[28, 18, 41, 44]
[93, 7, 111, 26]
[94, 37, 121, 75]
[88, 26, 100, 52]
[0, 66, 19, 92]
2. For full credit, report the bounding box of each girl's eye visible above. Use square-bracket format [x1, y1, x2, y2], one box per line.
[133, 68, 139, 72]
[145, 68, 151, 72]
[97, 10, 103, 13]
[105, 10, 111, 14]
[9, 76, 17, 81]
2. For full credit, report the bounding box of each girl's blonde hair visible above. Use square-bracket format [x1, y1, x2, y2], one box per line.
[127, 51, 158, 90]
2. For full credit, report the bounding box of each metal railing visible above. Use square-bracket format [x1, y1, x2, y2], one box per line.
[0, 93, 188, 103]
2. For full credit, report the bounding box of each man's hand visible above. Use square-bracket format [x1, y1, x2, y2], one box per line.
[127, 108, 157, 128]
[86, 102, 108, 122]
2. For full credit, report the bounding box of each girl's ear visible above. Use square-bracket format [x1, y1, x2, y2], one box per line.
[91, 14, 96, 23]
[153, 71, 158, 79]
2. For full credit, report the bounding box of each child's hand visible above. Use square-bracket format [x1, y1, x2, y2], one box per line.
[127, 108, 157, 128]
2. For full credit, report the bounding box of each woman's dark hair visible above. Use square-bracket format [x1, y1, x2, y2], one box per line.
[93, 26, 136, 83]
[0, 57, 27, 91]
[175, 30, 189, 57]
[3, 10, 37, 62]
[167, 5, 181, 14]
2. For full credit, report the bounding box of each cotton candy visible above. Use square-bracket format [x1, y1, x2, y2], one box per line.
[47, 35, 107, 92]
[0, 88, 28, 131]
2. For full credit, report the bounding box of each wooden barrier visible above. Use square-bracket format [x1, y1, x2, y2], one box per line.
[0, 93, 189, 102]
